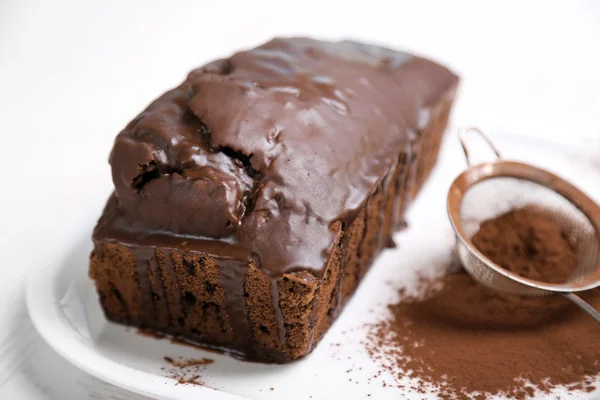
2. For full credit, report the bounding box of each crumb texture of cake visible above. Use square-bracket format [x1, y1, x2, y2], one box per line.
[90, 37, 458, 362]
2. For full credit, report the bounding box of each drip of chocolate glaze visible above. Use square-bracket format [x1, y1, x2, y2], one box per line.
[133, 247, 156, 326]
[217, 258, 252, 354]
[334, 246, 344, 321]
[376, 156, 399, 250]
[392, 144, 417, 232]
[148, 251, 169, 328]
[306, 224, 344, 352]
[269, 277, 286, 346]
[306, 285, 321, 354]
[160, 248, 184, 328]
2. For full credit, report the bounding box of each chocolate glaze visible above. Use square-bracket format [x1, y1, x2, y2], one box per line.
[95, 38, 458, 280]
[147, 254, 169, 328]
[159, 248, 183, 328]
[134, 248, 155, 326]
[269, 277, 286, 345]
[217, 258, 251, 350]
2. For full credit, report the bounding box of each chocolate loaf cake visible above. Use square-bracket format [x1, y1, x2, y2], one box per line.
[90, 38, 458, 362]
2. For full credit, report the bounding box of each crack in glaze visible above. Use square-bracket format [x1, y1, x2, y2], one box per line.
[131, 161, 161, 192]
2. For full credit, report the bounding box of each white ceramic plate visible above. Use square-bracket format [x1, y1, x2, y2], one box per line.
[27, 133, 600, 400]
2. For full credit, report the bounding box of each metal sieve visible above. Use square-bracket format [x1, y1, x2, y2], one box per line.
[447, 126, 600, 323]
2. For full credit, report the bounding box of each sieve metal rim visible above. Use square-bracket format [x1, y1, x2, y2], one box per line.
[447, 159, 600, 293]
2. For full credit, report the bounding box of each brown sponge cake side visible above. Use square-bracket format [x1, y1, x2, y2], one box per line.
[89, 87, 455, 362]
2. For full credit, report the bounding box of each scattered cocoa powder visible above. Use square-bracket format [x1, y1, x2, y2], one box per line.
[471, 208, 577, 283]
[163, 356, 214, 367]
[176, 375, 202, 385]
[367, 269, 600, 399]
[366, 209, 600, 399]
[161, 356, 214, 386]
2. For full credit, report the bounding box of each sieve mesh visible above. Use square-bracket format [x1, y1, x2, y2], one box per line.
[456, 175, 600, 295]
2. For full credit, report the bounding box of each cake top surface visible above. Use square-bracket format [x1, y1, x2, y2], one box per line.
[96, 37, 458, 277]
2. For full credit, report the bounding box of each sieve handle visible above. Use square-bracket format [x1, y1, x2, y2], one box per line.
[458, 126, 502, 166]
[563, 293, 600, 325]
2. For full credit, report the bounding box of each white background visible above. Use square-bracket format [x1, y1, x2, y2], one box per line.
[1, 0, 599, 399]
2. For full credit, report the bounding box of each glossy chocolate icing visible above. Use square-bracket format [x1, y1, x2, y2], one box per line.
[95, 38, 458, 279]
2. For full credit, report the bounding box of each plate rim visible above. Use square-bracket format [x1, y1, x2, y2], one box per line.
[25, 247, 248, 400]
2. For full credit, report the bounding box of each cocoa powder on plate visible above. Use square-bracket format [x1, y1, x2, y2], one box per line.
[366, 208, 599, 399]
[161, 356, 214, 386]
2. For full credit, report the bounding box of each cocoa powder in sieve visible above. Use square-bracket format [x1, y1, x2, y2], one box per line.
[471, 207, 578, 283]
[366, 208, 600, 399]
